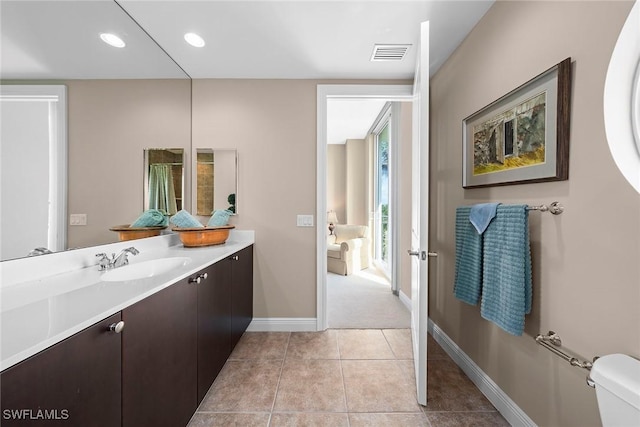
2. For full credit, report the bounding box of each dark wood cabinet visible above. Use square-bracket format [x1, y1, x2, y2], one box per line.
[1, 245, 253, 427]
[197, 258, 232, 403]
[0, 313, 122, 427]
[122, 277, 197, 427]
[231, 245, 254, 349]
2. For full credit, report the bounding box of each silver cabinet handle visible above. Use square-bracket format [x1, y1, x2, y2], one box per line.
[407, 250, 420, 257]
[189, 272, 208, 284]
[109, 321, 125, 334]
[428, 252, 438, 257]
[231, 255, 239, 261]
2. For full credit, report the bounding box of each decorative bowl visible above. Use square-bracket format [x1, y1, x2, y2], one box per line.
[110, 224, 167, 241]
[172, 225, 235, 247]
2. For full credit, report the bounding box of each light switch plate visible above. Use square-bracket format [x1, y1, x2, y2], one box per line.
[296, 214, 314, 227]
[70, 214, 87, 226]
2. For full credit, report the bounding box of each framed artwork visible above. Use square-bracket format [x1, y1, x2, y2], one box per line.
[462, 57, 571, 188]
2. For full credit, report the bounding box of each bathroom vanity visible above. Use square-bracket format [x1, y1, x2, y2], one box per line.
[0, 232, 254, 426]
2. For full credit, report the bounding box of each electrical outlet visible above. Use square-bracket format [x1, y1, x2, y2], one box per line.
[70, 214, 87, 226]
[296, 214, 314, 227]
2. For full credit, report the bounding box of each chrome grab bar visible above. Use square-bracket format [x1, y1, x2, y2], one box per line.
[535, 331, 599, 372]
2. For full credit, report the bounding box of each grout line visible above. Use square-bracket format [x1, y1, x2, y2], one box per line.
[268, 332, 291, 418]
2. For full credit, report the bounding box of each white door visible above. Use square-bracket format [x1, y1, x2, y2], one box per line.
[409, 21, 430, 406]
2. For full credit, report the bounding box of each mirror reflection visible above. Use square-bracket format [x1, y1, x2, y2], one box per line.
[195, 149, 238, 215]
[144, 149, 185, 215]
[0, 0, 191, 261]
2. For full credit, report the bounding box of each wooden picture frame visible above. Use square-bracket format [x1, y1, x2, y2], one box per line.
[462, 57, 571, 188]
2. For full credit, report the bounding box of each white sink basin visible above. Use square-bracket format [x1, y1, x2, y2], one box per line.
[100, 257, 192, 282]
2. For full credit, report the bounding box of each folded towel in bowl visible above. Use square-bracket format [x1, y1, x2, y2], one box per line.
[207, 209, 233, 227]
[130, 209, 168, 227]
[170, 210, 204, 228]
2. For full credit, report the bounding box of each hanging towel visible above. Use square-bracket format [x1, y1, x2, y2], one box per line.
[469, 203, 500, 234]
[170, 210, 203, 228]
[454, 206, 483, 305]
[207, 209, 233, 227]
[480, 205, 532, 336]
[131, 209, 168, 228]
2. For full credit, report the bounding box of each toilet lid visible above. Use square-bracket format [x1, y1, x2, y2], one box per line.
[590, 354, 640, 410]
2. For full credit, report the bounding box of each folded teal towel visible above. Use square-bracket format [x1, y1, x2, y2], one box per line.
[207, 209, 232, 227]
[454, 206, 483, 305]
[480, 205, 532, 336]
[170, 210, 203, 228]
[131, 209, 168, 227]
[469, 203, 500, 234]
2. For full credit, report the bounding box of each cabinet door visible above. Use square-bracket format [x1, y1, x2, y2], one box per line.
[122, 277, 197, 427]
[231, 245, 254, 349]
[0, 313, 122, 427]
[197, 259, 232, 403]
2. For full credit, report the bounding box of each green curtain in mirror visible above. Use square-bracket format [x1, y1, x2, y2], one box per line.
[148, 164, 177, 215]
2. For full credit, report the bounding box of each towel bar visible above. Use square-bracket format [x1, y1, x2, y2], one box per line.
[527, 202, 564, 215]
[535, 331, 598, 371]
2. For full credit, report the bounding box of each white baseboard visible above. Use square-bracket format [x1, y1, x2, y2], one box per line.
[428, 319, 536, 427]
[399, 290, 411, 311]
[246, 318, 317, 332]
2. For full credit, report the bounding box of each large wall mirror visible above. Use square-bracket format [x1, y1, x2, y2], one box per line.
[0, 1, 191, 261]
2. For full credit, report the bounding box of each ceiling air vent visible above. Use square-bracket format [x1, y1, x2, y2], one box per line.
[370, 44, 411, 61]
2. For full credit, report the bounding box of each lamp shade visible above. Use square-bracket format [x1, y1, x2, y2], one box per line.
[327, 211, 338, 224]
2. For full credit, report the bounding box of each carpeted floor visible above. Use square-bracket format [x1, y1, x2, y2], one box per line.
[327, 268, 411, 329]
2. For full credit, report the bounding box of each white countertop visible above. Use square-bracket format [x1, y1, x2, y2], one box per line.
[0, 231, 254, 371]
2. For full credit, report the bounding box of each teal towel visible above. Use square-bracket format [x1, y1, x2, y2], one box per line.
[454, 206, 483, 305]
[207, 209, 232, 227]
[131, 209, 168, 227]
[469, 203, 500, 234]
[170, 210, 203, 228]
[480, 205, 532, 336]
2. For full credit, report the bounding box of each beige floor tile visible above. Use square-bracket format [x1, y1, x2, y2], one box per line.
[229, 332, 290, 360]
[422, 359, 496, 412]
[383, 329, 414, 359]
[199, 360, 282, 412]
[427, 334, 451, 361]
[349, 412, 431, 427]
[273, 359, 347, 412]
[337, 329, 395, 359]
[269, 413, 349, 427]
[187, 412, 270, 427]
[425, 411, 510, 426]
[342, 360, 422, 413]
[286, 330, 340, 359]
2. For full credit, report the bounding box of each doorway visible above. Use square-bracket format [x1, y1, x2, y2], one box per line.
[317, 84, 413, 331]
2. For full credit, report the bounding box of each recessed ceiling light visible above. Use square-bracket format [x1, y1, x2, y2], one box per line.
[184, 33, 205, 48]
[100, 33, 125, 48]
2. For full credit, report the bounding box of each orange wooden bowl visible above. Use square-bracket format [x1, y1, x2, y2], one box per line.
[110, 225, 167, 241]
[172, 225, 235, 247]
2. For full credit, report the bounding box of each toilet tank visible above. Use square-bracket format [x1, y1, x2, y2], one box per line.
[590, 354, 640, 427]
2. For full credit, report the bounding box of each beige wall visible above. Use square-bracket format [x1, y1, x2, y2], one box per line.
[346, 138, 367, 226]
[327, 144, 346, 224]
[67, 79, 191, 249]
[429, 1, 638, 426]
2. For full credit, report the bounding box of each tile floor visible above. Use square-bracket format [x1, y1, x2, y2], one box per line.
[188, 329, 510, 427]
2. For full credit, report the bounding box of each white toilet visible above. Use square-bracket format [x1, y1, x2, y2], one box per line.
[590, 354, 640, 426]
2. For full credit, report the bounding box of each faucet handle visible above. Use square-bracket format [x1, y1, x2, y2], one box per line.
[95, 253, 111, 271]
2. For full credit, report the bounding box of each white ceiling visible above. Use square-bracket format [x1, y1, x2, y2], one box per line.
[1, 0, 494, 143]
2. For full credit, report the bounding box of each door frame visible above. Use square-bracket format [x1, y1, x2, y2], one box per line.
[316, 84, 413, 331]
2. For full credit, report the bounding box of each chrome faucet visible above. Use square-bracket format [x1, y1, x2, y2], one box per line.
[28, 247, 52, 257]
[96, 247, 139, 271]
